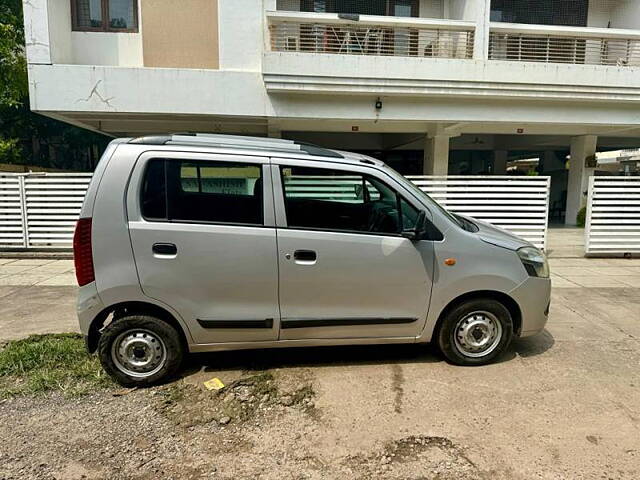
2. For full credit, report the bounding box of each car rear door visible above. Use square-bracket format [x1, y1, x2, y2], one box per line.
[127, 151, 279, 345]
[271, 158, 434, 341]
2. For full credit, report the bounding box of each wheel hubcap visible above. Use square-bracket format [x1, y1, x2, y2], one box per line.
[453, 311, 503, 358]
[111, 329, 167, 378]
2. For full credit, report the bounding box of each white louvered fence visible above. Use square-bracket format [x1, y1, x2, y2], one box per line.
[585, 176, 640, 256]
[409, 176, 550, 249]
[0, 173, 92, 249]
[1, 173, 550, 250]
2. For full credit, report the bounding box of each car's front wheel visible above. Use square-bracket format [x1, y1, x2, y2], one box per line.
[98, 315, 184, 387]
[437, 298, 514, 366]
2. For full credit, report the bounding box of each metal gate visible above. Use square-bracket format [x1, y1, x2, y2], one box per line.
[408, 176, 551, 249]
[585, 176, 640, 256]
[0, 173, 92, 249]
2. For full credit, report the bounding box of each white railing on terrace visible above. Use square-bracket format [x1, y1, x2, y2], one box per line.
[268, 11, 475, 59]
[0, 173, 550, 250]
[489, 23, 640, 67]
[585, 176, 640, 256]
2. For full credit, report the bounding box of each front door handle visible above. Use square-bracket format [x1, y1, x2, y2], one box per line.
[294, 249, 317, 263]
[152, 243, 177, 256]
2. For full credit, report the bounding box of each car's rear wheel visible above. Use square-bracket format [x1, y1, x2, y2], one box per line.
[98, 315, 184, 387]
[437, 298, 513, 366]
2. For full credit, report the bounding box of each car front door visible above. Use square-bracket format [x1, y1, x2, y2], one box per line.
[127, 152, 279, 345]
[272, 159, 434, 341]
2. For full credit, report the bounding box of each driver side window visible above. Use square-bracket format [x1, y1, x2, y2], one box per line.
[280, 165, 416, 235]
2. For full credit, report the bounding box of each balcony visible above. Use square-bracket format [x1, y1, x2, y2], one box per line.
[489, 23, 640, 67]
[267, 11, 475, 60]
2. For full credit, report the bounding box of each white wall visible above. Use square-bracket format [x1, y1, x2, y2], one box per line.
[448, 0, 477, 21]
[23, 0, 51, 64]
[47, 0, 72, 63]
[218, 0, 265, 71]
[28, 64, 270, 116]
[610, 0, 640, 29]
[587, 0, 616, 28]
[46, 0, 142, 66]
[69, 32, 143, 66]
[419, 0, 444, 19]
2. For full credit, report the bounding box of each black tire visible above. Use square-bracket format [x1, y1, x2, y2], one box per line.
[437, 298, 513, 366]
[98, 315, 184, 387]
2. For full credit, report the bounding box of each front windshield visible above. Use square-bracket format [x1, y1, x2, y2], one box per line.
[382, 165, 464, 229]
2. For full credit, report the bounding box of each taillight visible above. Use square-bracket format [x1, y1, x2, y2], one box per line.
[73, 218, 95, 286]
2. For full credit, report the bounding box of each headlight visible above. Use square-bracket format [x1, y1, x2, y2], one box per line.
[517, 247, 549, 278]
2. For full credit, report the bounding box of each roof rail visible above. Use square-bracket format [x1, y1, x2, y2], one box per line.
[168, 134, 302, 151]
[129, 133, 343, 158]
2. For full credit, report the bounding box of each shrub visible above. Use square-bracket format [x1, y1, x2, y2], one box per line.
[576, 206, 586, 227]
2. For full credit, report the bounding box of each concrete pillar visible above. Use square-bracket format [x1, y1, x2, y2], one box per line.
[473, 0, 491, 61]
[566, 135, 597, 226]
[493, 150, 508, 174]
[423, 135, 450, 176]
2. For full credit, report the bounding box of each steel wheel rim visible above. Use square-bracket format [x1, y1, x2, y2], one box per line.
[453, 310, 503, 358]
[111, 329, 167, 378]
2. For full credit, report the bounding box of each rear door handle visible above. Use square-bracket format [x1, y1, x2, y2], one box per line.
[294, 249, 317, 263]
[152, 243, 177, 256]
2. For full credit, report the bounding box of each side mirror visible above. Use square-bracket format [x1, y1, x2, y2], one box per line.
[401, 211, 427, 241]
[401, 211, 443, 241]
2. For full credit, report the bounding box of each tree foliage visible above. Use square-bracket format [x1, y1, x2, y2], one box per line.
[0, 0, 109, 170]
[0, 0, 27, 108]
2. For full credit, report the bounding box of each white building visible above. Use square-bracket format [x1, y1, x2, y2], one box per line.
[22, 0, 640, 224]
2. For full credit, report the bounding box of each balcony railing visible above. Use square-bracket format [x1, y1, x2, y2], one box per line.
[489, 23, 640, 67]
[268, 11, 475, 60]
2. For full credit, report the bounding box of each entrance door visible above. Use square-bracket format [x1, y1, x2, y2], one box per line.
[272, 160, 434, 340]
[128, 153, 279, 345]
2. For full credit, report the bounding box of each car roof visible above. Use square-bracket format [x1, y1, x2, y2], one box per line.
[125, 133, 386, 168]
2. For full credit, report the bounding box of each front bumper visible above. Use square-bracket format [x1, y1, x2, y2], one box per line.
[508, 276, 552, 337]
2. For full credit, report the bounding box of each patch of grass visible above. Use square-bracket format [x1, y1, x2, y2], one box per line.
[0, 333, 114, 398]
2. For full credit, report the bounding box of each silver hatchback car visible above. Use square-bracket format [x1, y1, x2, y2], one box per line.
[74, 134, 551, 386]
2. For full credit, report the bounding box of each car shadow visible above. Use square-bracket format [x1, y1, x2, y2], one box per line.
[185, 342, 442, 376]
[181, 329, 555, 376]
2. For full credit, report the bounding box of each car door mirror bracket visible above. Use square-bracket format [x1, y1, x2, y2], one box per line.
[401, 211, 442, 241]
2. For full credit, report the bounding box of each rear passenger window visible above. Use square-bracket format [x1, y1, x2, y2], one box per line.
[140, 159, 263, 225]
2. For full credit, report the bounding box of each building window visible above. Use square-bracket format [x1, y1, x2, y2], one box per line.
[293, 0, 418, 17]
[71, 0, 138, 32]
[490, 0, 588, 27]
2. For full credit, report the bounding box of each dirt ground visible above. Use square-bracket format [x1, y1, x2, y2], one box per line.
[1, 281, 639, 480]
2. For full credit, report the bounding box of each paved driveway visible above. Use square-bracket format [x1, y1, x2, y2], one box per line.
[0, 253, 639, 478]
[0, 258, 77, 342]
